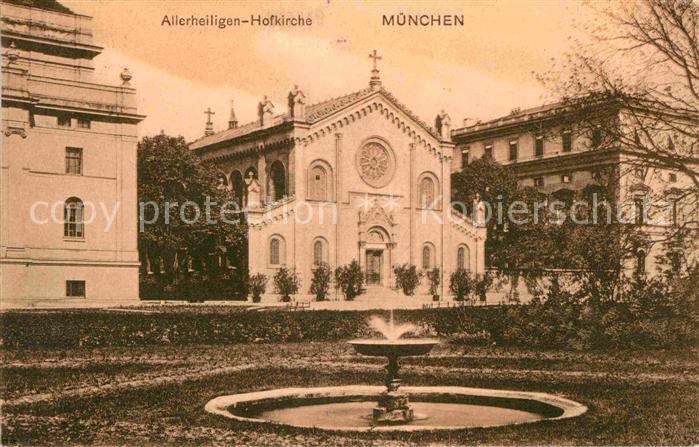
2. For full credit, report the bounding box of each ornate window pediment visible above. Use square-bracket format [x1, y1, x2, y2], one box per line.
[358, 201, 396, 228]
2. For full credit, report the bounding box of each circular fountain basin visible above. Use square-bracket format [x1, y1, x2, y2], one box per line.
[205, 386, 587, 432]
[348, 338, 439, 357]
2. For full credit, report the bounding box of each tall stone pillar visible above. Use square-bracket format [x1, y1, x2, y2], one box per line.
[287, 147, 295, 197]
[335, 133, 343, 299]
[257, 153, 267, 204]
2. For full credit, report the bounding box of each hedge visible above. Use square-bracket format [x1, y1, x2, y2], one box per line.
[0, 308, 454, 348]
[1, 304, 695, 350]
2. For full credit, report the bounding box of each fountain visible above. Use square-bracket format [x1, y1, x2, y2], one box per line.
[205, 310, 588, 432]
[349, 309, 438, 424]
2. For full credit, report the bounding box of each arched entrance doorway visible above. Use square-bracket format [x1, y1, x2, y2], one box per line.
[363, 226, 392, 287]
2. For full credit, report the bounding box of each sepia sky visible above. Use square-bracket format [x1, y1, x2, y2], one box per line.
[62, 1, 597, 141]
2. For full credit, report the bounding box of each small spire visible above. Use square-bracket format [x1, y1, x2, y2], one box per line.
[204, 107, 215, 136]
[368, 49, 382, 90]
[228, 100, 238, 129]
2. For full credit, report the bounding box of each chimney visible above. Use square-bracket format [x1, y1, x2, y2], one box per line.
[258, 96, 274, 127]
[228, 100, 238, 129]
[288, 85, 306, 120]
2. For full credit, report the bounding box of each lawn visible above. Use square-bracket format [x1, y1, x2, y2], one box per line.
[1, 341, 698, 446]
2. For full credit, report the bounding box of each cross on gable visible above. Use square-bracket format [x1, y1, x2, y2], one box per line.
[204, 107, 215, 122]
[368, 49, 382, 71]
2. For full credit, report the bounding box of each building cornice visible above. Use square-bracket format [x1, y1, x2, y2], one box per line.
[1, 30, 102, 59]
[507, 147, 622, 177]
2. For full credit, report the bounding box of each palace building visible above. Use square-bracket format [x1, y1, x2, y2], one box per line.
[1, 0, 144, 307]
[451, 102, 696, 275]
[190, 55, 486, 301]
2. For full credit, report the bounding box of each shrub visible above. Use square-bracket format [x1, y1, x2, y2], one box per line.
[248, 273, 268, 303]
[335, 260, 364, 301]
[427, 267, 441, 300]
[474, 273, 493, 303]
[450, 269, 475, 301]
[273, 267, 301, 302]
[310, 263, 333, 301]
[139, 271, 247, 301]
[393, 263, 422, 296]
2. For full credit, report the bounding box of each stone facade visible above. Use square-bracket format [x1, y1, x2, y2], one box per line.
[191, 69, 485, 301]
[1, 0, 144, 307]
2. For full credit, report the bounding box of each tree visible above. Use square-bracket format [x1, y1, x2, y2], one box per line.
[452, 157, 553, 290]
[273, 267, 301, 302]
[427, 267, 441, 300]
[137, 133, 246, 291]
[543, 0, 699, 247]
[393, 263, 422, 296]
[450, 269, 475, 302]
[310, 263, 333, 301]
[335, 260, 364, 301]
[453, 154, 647, 302]
[248, 273, 267, 303]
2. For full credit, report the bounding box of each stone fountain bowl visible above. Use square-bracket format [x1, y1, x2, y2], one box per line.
[349, 338, 440, 357]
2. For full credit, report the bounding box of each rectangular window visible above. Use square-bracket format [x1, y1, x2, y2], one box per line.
[562, 130, 572, 152]
[561, 173, 572, 183]
[66, 280, 86, 297]
[57, 115, 71, 128]
[634, 198, 646, 225]
[461, 147, 470, 168]
[671, 200, 678, 226]
[534, 177, 544, 187]
[77, 118, 91, 129]
[484, 143, 493, 159]
[535, 135, 544, 157]
[65, 147, 83, 175]
[669, 173, 678, 183]
[509, 140, 518, 161]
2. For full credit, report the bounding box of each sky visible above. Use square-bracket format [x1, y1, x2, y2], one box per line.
[62, 0, 597, 141]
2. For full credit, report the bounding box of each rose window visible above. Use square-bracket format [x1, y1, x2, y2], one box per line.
[356, 140, 395, 188]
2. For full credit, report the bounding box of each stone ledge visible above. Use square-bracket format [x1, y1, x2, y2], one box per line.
[205, 385, 588, 432]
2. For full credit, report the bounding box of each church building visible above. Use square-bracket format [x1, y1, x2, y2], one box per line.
[190, 54, 485, 301]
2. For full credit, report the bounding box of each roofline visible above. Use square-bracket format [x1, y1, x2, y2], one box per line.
[1, 0, 89, 18]
[189, 120, 296, 152]
[190, 88, 446, 152]
[452, 97, 621, 142]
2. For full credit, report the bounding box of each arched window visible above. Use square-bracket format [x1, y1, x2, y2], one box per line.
[422, 243, 434, 270]
[269, 161, 286, 201]
[64, 197, 84, 238]
[309, 163, 332, 201]
[231, 170, 244, 208]
[419, 177, 435, 208]
[313, 240, 323, 266]
[269, 235, 285, 266]
[457, 245, 470, 271]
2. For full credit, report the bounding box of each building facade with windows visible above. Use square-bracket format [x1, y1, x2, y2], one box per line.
[191, 66, 485, 301]
[451, 102, 696, 275]
[1, 0, 144, 306]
